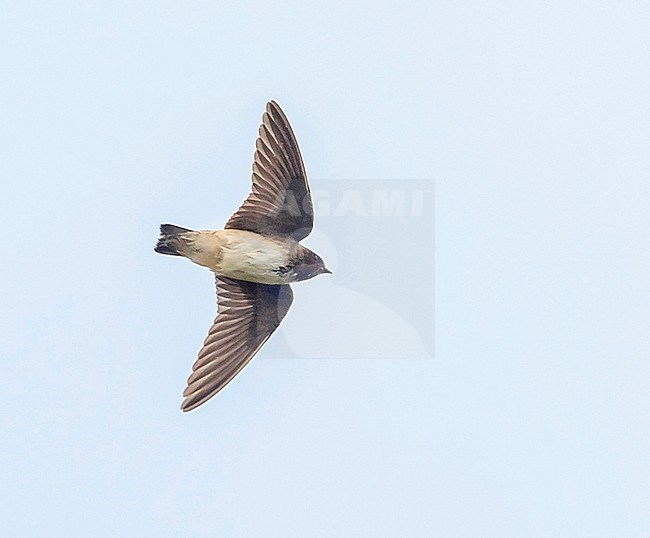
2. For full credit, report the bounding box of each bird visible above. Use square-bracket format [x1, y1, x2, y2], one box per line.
[155, 101, 331, 412]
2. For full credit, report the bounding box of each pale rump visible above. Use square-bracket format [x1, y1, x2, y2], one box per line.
[181, 229, 298, 285]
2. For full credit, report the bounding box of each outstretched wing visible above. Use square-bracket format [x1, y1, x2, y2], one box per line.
[181, 276, 293, 412]
[225, 101, 313, 241]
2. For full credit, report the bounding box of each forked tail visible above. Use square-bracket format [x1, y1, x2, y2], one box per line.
[154, 224, 193, 256]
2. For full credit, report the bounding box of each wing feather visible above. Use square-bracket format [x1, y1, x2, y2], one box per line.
[181, 276, 293, 412]
[225, 101, 313, 241]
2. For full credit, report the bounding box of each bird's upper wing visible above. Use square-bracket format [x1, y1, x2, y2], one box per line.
[181, 276, 293, 412]
[225, 101, 313, 241]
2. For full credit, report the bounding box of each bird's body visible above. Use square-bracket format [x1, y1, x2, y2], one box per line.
[155, 101, 330, 411]
[158, 227, 323, 285]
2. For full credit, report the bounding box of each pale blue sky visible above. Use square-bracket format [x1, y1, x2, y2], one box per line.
[2, 2, 649, 536]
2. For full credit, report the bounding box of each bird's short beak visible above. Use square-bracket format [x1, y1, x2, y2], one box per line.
[322, 267, 332, 274]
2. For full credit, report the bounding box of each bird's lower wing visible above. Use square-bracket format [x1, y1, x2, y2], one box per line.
[181, 276, 293, 412]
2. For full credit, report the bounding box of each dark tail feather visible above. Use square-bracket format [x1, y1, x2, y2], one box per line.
[155, 224, 193, 256]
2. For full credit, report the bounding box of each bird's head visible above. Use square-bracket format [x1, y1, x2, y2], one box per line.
[295, 246, 332, 281]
